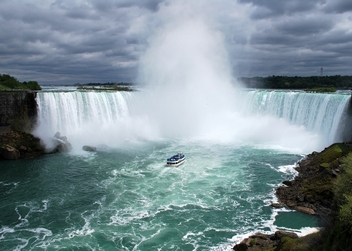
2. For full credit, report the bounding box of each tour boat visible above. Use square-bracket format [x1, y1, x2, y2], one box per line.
[166, 152, 185, 166]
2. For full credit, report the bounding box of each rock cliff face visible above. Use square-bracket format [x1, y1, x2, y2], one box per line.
[0, 91, 43, 160]
[233, 143, 352, 251]
[0, 90, 37, 131]
[275, 143, 352, 216]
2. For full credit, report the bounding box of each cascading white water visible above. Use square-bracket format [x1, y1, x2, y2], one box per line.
[34, 89, 350, 153]
[33, 91, 146, 151]
[237, 90, 351, 146]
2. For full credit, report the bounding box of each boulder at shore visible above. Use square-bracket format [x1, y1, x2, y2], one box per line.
[52, 132, 72, 152]
[0, 144, 20, 160]
[82, 145, 97, 152]
[0, 128, 45, 160]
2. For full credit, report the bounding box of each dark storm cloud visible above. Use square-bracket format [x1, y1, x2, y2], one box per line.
[91, 0, 163, 12]
[275, 17, 334, 37]
[322, 0, 352, 13]
[0, 0, 150, 84]
[233, 0, 352, 77]
[0, 0, 351, 85]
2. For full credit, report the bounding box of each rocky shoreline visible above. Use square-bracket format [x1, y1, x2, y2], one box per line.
[0, 127, 45, 159]
[233, 142, 352, 251]
[0, 127, 73, 160]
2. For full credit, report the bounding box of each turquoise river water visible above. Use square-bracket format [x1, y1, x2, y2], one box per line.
[1, 88, 350, 250]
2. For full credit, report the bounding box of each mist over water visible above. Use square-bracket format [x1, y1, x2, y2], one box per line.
[132, 8, 322, 153]
[135, 16, 237, 141]
[32, 7, 343, 154]
[32, 1, 348, 154]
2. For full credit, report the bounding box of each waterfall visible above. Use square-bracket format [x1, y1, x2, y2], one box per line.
[34, 89, 351, 152]
[237, 90, 351, 144]
[33, 90, 139, 150]
[35, 91, 133, 133]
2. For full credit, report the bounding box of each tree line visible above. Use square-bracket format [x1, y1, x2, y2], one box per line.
[74, 82, 134, 86]
[239, 75, 352, 90]
[0, 74, 41, 90]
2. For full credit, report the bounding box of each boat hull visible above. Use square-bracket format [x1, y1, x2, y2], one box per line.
[166, 159, 185, 167]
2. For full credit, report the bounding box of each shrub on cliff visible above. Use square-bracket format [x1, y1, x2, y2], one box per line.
[0, 74, 41, 90]
[22, 81, 41, 90]
[320, 152, 352, 250]
[334, 153, 352, 233]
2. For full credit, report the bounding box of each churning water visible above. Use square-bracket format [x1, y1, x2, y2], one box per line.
[0, 88, 349, 251]
[1, 3, 351, 249]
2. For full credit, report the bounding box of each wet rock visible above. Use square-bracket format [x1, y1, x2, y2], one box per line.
[19, 145, 27, 151]
[52, 132, 72, 152]
[0, 129, 44, 159]
[82, 145, 97, 152]
[275, 231, 299, 239]
[294, 206, 316, 215]
[271, 203, 285, 208]
[233, 242, 248, 251]
[233, 233, 279, 250]
[283, 180, 294, 186]
[0, 145, 20, 160]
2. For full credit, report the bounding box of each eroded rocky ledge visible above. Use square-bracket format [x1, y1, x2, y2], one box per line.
[233, 142, 352, 251]
[0, 128, 44, 159]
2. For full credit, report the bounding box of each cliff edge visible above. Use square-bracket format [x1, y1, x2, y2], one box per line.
[0, 91, 44, 160]
[233, 143, 352, 251]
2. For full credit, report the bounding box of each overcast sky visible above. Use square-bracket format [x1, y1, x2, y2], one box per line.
[1, 0, 352, 85]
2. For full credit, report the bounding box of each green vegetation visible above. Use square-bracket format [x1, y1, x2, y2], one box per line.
[274, 143, 352, 250]
[299, 144, 351, 206]
[77, 85, 133, 91]
[279, 236, 310, 250]
[75, 81, 134, 91]
[304, 87, 337, 93]
[320, 152, 352, 250]
[239, 75, 352, 90]
[0, 74, 41, 90]
[75, 81, 133, 86]
[296, 148, 352, 250]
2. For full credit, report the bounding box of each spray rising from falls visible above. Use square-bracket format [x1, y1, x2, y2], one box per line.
[135, 17, 238, 140]
[34, 89, 350, 153]
[34, 14, 352, 153]
[133, 15, 350, 152]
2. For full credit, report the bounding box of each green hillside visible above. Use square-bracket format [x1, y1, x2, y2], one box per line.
[0, 74, 41, 90]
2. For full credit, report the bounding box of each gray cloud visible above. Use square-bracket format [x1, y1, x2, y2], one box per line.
[242, 0, 324, 18]
[322, 0, 352, 13]
[0, 0, 351, 85]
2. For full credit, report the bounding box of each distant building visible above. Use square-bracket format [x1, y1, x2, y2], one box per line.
[320, 67, 323, 76]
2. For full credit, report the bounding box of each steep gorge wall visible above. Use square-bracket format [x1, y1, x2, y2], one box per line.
[0, 90, 37, 131]
[341, 96, 352, 142]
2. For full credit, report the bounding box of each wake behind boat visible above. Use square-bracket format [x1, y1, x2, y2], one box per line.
[166, 152, 185, 166]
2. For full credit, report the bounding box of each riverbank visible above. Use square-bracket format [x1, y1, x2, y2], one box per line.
[233, 142, 352, 250]
[0, 128, 45, 159]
